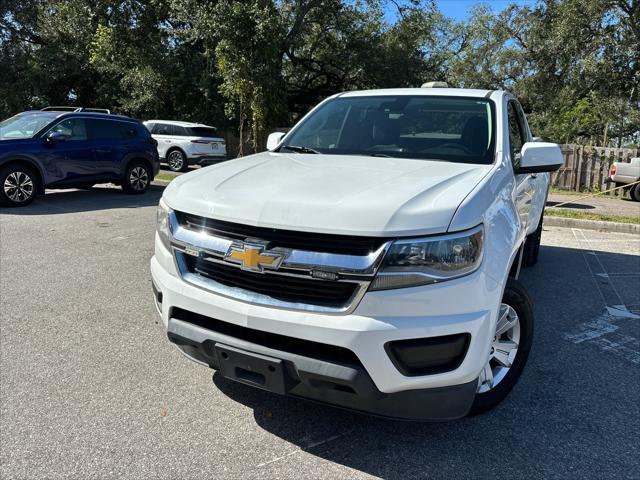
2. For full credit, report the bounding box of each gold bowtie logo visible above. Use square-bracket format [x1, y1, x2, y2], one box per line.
[224, 243, 284, 272]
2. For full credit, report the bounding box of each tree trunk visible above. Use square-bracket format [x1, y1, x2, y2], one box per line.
[238, 99, 245, 158]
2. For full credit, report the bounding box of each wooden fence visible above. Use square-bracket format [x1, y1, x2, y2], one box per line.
[552, 145, 639, 195]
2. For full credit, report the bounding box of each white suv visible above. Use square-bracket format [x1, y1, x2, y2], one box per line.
[151, 88, 563, 420]
[144, 120, 226, 172]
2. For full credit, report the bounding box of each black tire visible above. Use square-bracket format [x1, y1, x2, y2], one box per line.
[122, 160, 152, 195]
[468, 278, 534, 415]
[631, 183, 640, 202]
[0, 163, 39, 207]
[521, 213, 543, 268]
[166, 149, 189, 172]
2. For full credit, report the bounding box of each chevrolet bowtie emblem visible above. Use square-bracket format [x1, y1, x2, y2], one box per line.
[224, 242, 285, 273]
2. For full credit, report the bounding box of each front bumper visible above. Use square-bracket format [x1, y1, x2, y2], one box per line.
[151, 234, 502, 420]
[167, 316, 477, 420]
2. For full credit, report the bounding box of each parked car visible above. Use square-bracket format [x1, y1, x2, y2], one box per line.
[0, 108, 160, 207]
[143, 120, 226, 172]
[151, 86, 563, 420]
[608, 157, 640, 201]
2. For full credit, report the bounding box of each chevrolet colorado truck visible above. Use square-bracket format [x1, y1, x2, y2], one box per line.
[609, 157, 640, 201]
[151, 88, 563, 420]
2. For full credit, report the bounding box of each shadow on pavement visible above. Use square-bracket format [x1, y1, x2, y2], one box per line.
[0, 184, 164, 215]
[209, 242, 640, 477]
[546, 201, 595, 209]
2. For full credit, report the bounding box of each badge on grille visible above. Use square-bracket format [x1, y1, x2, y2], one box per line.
[184, 245, 201, 257]
[224, 242, 285, 273]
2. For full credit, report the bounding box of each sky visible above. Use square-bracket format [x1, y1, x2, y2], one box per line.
[429, 0, 537, 22]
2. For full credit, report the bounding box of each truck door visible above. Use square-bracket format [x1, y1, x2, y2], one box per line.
[507, 100, 535, 233]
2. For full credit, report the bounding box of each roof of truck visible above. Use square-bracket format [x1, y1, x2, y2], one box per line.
[338, 88, 496, 98]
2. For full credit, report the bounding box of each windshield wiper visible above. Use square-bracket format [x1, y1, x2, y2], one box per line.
[280, 145, 320, 154]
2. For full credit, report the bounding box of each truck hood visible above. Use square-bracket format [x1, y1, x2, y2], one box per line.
[163, 152, 492, 237]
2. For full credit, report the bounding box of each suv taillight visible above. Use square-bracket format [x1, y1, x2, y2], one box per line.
[149, 137, 158, 146]
[610, 164, 616, 176]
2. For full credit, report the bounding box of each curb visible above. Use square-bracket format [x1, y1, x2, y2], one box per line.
[544, 215, 640, 234]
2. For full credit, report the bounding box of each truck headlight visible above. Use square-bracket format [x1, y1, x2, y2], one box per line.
[370, 225, 484, 290]
[156, 198, 172, 250]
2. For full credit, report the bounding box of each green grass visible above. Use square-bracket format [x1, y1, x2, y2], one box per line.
[549, 186, 587, 196]
[545, 207, 640, 224]
[154, 173, 177, 182]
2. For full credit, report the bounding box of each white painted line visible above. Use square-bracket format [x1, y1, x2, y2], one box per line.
[256, 430, 354, 468]
[565, 228, 640, 364]
[606, 305, 640, 319]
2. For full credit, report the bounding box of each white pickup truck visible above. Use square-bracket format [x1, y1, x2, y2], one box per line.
[151, 87, 563, 420]
[609, 157, 640, 201]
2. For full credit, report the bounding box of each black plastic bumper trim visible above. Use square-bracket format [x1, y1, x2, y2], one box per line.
[384, 333, 471, 377]
[166, 317, 477, 421]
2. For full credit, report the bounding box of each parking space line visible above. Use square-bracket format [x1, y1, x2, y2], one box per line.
[564, 229, 640, 364]
[255, 429, 355, 469]
[571, 228, 626, 310]
[598, 272, 640, 277]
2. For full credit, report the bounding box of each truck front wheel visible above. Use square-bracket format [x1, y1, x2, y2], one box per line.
[469, 278, 534, 415]
[631, 183, 640, 202]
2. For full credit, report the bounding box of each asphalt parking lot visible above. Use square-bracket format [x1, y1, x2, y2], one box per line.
[1, 186, 639, 479]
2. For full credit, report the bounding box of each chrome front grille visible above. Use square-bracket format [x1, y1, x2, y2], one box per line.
[170, 210, 390, 313]
[175, 211, 387, 256]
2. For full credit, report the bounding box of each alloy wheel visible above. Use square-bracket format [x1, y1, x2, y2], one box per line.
[477, 303, 521, 393]
[129, 166, 149, 191]
[4, 171, 34, 203]
[168, 151, 184, 171]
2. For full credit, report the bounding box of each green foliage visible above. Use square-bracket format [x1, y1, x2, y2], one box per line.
[1, 0, 638, 151]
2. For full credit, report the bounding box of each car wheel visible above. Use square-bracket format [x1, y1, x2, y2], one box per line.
[631, 183, 640, 202]
[167, 149, 188, 172]
[521, 213, 543, 267]
[122, 161, 151, 195]
[0, 164, 38, 207]
[468, 278, 533, 415]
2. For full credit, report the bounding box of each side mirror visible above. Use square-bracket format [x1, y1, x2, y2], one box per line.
[266, 132, 285, 150]
[45, 132, 67, 143]
[517, 142, 564, 174]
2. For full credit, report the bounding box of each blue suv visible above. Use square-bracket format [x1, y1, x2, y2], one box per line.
[0, 108, 160, 207]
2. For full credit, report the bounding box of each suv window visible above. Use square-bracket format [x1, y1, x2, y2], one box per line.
[172, 125, 188, 136]
[152, 123, 172, 135]
[86, 119, 129, 140]
[507, 101, 527, 167]
[123, 124, 141, 138]
[188, 127, 218, 138]
[49, 118, 87, 141]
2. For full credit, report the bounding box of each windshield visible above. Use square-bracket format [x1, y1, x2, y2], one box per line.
[0, 112, 58, 139]
[281, 95, 495, 164]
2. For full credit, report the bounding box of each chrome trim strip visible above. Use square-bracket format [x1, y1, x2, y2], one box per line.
[169, 210, 391, 275]
[169, 212, 232, 255]
[173, 251, 369, 314]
